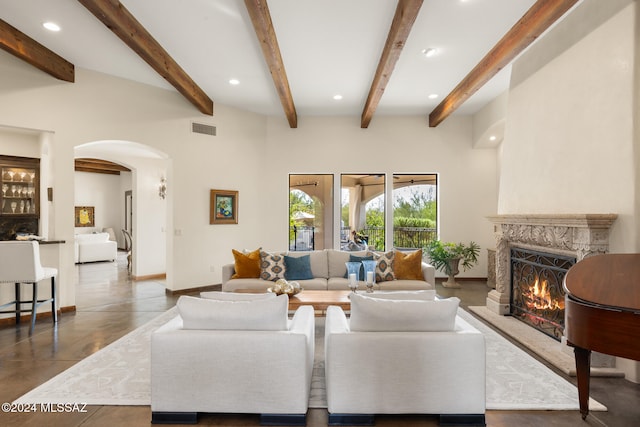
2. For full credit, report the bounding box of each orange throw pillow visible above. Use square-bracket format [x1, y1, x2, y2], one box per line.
[394, 249, 424, 280]
[231, 248, 261, 278]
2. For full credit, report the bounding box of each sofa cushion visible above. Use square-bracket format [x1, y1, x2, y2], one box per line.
[343, 254, 374, 280]
[378, 279, 432, 290]
[394, 249, 423, 280]
[177, 294, 288, 330]
[374, 250, 396, 282]
[231, 248, 261, 279]
[260, 251, 286, 281]
[349, 293, 460, 332]
[285, 250, 328, 278]
[200, 291, 275, 300]
[284, 255, 314, 280]
[294, 278, 329, 290]
[327, 249, 369, 278]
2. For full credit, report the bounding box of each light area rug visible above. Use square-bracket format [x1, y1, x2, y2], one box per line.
[14, 306, 606, 411]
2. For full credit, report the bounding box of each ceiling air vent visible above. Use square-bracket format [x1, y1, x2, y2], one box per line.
[191, 122, 216, 136]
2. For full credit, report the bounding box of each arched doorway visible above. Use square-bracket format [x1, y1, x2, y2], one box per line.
[74, 140, 171, 279]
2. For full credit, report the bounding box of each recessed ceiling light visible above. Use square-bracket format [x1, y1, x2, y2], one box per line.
[229, 78, 240, 85]
[428, 93, 438, 99]
[421, 48, 438, 58]
[489, 135, 497, 141]
[333, 94, 343, 100]
[42, 22, 61, 32]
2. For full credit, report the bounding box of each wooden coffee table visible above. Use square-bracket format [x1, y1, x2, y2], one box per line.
[235, 289, 352, 312]
[288, 290, 351, 311]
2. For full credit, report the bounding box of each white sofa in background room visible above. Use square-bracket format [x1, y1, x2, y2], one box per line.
[74, 232, 117, 263]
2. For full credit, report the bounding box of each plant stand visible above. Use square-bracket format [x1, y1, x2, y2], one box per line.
[442, 257, 461, 288]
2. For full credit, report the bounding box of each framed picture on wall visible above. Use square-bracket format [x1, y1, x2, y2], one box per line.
[75, 206, 95, 227]
[210, 189, 238, 224]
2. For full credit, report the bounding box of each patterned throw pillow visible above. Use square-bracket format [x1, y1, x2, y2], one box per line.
[374, 250, 395, 282]
[260, 251, 286, 281]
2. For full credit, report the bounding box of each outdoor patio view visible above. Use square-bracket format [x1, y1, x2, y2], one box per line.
[289, 174, 437, 252]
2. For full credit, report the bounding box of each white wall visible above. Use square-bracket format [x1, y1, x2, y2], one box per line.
[499, 0, 637, 253]
[498, 0, 640, 381]
[263, 115, 498, 279]
[0, 28, 498, 301]
[0, 49, 267, 301]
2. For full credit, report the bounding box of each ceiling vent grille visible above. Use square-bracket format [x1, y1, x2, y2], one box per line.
[191, 122, 216, 136]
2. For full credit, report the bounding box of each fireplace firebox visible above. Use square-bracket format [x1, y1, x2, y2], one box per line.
[510, 247, 576, 341]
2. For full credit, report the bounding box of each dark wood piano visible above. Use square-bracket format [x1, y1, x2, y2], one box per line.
[563, 254, 640, 419]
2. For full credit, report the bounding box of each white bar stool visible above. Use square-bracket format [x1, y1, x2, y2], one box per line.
[0, 241, 58, 335]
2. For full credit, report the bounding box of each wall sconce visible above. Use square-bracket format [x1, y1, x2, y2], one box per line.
[159, 177, 167, 199]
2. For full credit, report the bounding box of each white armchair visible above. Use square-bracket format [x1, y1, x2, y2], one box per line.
[324, 295, 486, 426]
[151, 294, 315, 425]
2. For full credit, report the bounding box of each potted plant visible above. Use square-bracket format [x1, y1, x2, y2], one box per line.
[425, 240, 480, 288]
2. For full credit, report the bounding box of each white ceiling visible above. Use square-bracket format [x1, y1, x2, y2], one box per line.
[1, 0, 549, 120]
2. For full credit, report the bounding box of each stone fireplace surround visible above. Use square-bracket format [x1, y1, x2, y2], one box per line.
[486, 214, 618, 316]
[484, 214, 619, 370]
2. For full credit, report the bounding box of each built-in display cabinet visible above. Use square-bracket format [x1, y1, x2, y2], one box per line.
[0, 155, 39, 217]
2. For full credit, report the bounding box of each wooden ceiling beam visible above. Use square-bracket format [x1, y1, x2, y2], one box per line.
[0, 19, 74, 82]
[75, 158, 130, 175]
[244, 0, 297, 128]
[428, 0, 579, 127]
[361, 0, 423, 129]
[78, 0, 213, 116]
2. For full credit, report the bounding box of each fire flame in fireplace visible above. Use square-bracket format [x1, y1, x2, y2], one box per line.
[524, 277, 565, 310]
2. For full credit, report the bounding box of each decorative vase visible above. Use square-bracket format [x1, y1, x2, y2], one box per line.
[345, 262, 361, 292]
[443, 257, 462, 288]
[361, 260, 376, 293]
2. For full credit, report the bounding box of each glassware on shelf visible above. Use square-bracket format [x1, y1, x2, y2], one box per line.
[10, 201, 16, 213]
[346, 262, 361, 293]
[29, 172, 35, 182]
[19, 172, 26, 182]
[6, 170, 15, 181]
[1, 184, 7, 196]
[19, 200, 24, 213]
[25, 200, 30, 213]
[362, 260, 377, 293]
[11, 185, 17, 197]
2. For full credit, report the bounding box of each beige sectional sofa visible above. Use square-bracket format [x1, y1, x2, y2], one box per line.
[221, 249, 435, 292]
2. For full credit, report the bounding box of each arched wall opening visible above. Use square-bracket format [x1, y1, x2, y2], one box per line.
[74, 140, 171, 280]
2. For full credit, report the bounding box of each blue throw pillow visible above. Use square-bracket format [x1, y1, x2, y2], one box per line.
[344, 254, 374, 280]
[284, 255, 314, 280]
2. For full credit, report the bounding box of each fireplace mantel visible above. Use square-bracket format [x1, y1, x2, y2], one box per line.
[486, 213, 617, 315]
